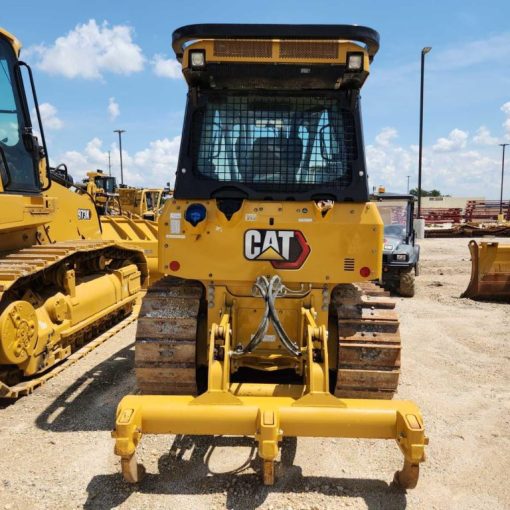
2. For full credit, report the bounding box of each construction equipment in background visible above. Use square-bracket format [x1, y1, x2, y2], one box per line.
[81, 173, 165, 222]
[372, 191, 420, 297]
[118, 187, 164, 221]
[113, 24, 427, 489]
[0, 28, 149, 398]
[462, 241, 510, 299]
[76, 173, 162, 280]
[80, 170, 121, 216]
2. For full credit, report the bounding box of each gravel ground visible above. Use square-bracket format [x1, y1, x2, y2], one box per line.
[0, 237, 509, 510]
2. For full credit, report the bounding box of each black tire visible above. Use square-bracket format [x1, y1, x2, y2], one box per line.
[398, 270, 415, 297]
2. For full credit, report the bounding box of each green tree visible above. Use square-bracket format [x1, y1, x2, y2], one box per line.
[410, 188, 443, 197]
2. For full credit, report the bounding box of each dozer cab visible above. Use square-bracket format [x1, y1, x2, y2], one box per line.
[81, 170, 120, 216]
[117, 187, 164, 220]
[0, 28, 149, 397]
[113, 24, 427, 488]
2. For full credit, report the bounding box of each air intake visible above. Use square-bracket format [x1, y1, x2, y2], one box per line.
[343, 258, 355, 271]
[279, 41, 338, 60]
[214, 40, 273, 58]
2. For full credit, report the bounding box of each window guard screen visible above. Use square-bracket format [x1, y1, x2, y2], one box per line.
[192, 94, 357, 192]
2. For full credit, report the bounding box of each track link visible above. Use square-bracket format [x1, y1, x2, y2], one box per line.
[334, 282, 401, 399]
[135, 277, 203, 395]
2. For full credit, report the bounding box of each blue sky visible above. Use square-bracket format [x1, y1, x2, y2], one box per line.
[2, 0, 510, 196]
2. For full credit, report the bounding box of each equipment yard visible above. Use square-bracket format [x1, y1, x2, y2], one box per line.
[0, 236, 508, 510]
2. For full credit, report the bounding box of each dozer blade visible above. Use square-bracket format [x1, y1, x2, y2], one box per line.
[462, 240, 510, 299]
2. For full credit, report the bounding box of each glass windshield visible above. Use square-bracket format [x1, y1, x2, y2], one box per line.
[377, 200, 411, 238]
[193, 93, 357, 191]
[96, 176, 116, 193]
[0, 37, 38, 192]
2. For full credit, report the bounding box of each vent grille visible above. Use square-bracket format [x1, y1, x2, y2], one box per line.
[279, 41, 338, 60]
[214, 40, 273, 58]
[343, 258, 355, 271]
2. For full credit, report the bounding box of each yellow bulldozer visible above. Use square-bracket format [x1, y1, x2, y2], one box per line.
[0, 28, 150, 397]
[81, 170, 120, 216]
[118, 187, 164, 221]
[81, 172, 164, 221]
[112, 24, 427, 488]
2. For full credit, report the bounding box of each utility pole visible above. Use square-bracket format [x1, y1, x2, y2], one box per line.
[418, 46, 432, 218]
[499, 143, 509, 219]
[108, 150, 111, 176]
[406, 175, 410, 193]
[114, 129, 126, 185]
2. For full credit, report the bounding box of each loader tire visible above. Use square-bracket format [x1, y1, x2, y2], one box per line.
[398, 270, 415, 297]
[333, 282, 401, 399]
[134, 277, 204, 395]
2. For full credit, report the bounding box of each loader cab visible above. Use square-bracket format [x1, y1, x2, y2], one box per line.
[172, 24, 378, 204]
[0, 30, 42, 194]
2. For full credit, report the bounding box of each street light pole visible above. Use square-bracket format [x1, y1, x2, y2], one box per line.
[417, 46, 432, 218]
[114, 129, 126, 185]
[406, 175, 410, 193]
[499, 143, 509, 217]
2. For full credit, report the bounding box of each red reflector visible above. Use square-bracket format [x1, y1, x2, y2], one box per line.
[169, 260, 180, 271]
[360, 266, 371, 278]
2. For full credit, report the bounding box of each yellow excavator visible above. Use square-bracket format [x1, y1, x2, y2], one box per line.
[113, 24, 427, 488]
[0, 28, 149, 397]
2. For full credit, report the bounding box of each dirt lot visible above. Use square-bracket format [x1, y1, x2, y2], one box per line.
[0, 237, 509, 510]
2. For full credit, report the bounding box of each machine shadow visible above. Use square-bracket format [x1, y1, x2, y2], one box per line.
[84, 435, 407, 510]
[35, 343, 136, 432]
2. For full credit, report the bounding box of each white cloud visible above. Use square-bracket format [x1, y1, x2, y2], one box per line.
[58, 136, 181, 188]
[32, 102, 63, 130]
[366, 122, 504, 197]
[431, 32, 510, 71]
[152, 54, 181, 79]
[375, 127, 398, 147]
[26, 20, 145, 79]
[502, 102, 510, 140]
[432, 128, 469, 152]
[473, 126, 498, 146]
[108, 97, 120, 121]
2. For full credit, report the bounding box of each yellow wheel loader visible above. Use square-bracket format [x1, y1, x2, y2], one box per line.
[112, 24, 427, 488]
[0, 28, 149, 397]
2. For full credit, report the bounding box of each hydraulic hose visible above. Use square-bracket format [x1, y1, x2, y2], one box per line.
[234, 275, 301, 357]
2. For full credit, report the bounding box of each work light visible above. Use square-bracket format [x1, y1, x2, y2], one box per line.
[347, 53, 363, 71]
[190, 50, 206, 69]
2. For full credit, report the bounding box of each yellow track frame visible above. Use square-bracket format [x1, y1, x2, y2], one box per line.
[113, 307, 427, 488]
